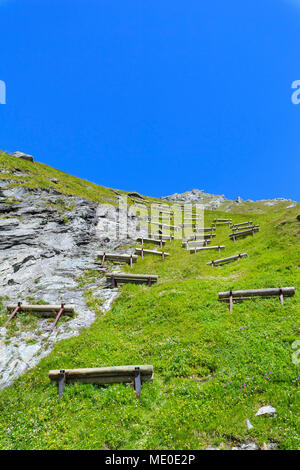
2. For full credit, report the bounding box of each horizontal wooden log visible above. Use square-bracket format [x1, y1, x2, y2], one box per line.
[150, 221, 181, 230]
[136, 237, 166, 246]
[7, 304, 75, 316]
[49, 365, 153, 381]
[106, 273, 158, 285]
[182, 238, 213, 248]
[97, 252, 137, 263]
[218, 287, 295, 300]
[230, 227, 259, 238]
[189, 245, 225, 254]
[206, 253, 248, 266]
[231, 224, 259, 232]
[213, 218, 232, 222]
[231, 221, 253, 228]
[135, 248, 169, 257]
[184, 233, 215, 241]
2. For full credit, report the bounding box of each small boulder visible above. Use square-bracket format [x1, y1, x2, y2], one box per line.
[128, 191, 144, 199]
[236, 196, 243, 203]
[255, 405, 277, 417]
[12, 151, 34, 162]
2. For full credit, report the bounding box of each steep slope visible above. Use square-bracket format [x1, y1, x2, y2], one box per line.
[0, 151, 299, 450]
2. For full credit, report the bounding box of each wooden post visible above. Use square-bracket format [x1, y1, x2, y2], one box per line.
[58, 370, 66, 399]
[130, 255, 133, 268]
[218, 246, 221, 253]
[211, 260, 214, 268]
[101, 253, 106, 268]
[141, 248, 144, 259]
[229, 290, 233, 313]
[148, 277, 152, 287]
[111, 276, 116, 288]
[52, 304, 65, 330]
[5, 302, 22, 327]
[279, 288, 284, 305]
[162, 251, 165, 261]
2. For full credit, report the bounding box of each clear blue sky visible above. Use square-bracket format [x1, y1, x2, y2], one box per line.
[0, 0, 300, 200]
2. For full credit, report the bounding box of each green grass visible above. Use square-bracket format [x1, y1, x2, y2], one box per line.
[0, 201, 299, 450]
[0, 151, 163, 205]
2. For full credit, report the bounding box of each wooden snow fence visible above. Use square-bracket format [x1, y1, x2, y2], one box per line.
[6, 303, 75, 329]
[97, 252, 137, 268]
[231, 221, 253, 229]
[218, 287, 295, 313]
[189, 245, 225, 254]
[206, 253, 248, 267]
[231, 224, 259, 233]
[136, 237, 166, 248]
[106, 273, 158, 288]
[135, 247, 169, 260]
[49, 365, 154, 399]
[230, 226, 259, 241]
[182, 238, 213, 249]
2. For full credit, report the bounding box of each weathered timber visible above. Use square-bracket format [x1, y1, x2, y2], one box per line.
[136, 237, 166, 247]
[230, 227, 259, 240]
[231, 224, 259, 233]
[213, 218, 232, 222]
[7, 304, 75, 314]
[150, 221, 181, 231]
[182, 239, 212, 249]
[135, 248, 169, 259]
[106, 273, 158, 287]
[206, 253, 248, 267]
[184, 233, 215, 242]
[6, 303, 74, 328]
[97, 252, 137, 268]
[189, 245, 225, 254]
[218, 287, 295, 313]
[49, 365, 154, 399]
[231, 221, 253, 228]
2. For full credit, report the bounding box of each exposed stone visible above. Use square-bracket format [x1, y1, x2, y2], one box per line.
[11, 151, 34, 162]
[128, 191, 144, 199]
[236, 196, 242, 203]
[255, 405, 277, 417]
[0, 184, 145, 389]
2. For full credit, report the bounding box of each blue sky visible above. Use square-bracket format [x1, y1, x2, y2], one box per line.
[0, 0, 300, 200]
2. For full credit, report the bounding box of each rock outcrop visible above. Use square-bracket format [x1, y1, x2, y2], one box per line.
[0, 183, 145, 389]
[11, 152, 34, 162]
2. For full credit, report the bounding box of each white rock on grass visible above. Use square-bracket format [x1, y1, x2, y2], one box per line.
[246, 419, 254, 430]
[255, 405, 277, 417]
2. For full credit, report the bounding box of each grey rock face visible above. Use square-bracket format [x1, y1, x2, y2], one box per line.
[11, 152, 34, 162]
[0, 185, 143, 389]
[161, 189, 228, 210]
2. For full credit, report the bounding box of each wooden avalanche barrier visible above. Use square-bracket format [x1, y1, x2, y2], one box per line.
[49, 365, 154, 399]
[206, 253, 248, 267]
[135, 247, 169, 260]
[97, 252, 137, 268]
[182, 238, 212, 249]
[231, 224, 259, 233]
[230, 227, 259, 241]
[106, 273, 158, 287]
[136, 237, 166, 248]
[189, 245, 225, 254]
[231, 221, 253, 229]
[218, 287, 295, 313]
[6, 303, 75, 329]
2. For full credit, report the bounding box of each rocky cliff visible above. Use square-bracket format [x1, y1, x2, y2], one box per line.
[0, 180, 143, 389]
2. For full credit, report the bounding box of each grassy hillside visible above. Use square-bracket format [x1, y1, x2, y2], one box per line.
[0, 199, 299, 450]
[0, 150, 161, 205]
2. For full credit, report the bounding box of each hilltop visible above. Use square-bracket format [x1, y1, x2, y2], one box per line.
[0, 150, 299, 450]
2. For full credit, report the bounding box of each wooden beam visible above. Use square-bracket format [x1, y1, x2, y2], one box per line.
[136, 237, 166, 246]
[97, 252, 137, 264]
[189, 245, 225, 254]
[206, 253, 248, 266]
[135, 248, 169, 258]
[218, 287, 295, 300]
[7, 304, 75, 315]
